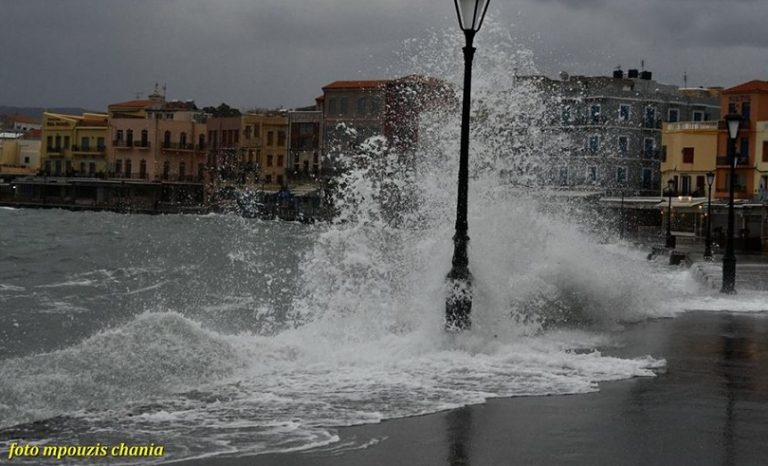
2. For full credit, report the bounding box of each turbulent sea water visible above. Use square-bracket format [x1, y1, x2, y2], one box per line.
[1, 206, 759, 464]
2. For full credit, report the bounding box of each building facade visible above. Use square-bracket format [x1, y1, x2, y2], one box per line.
[41, 112, 109, 177]
[540, 69, 720, 195]
[287, 107, 322, 183]
[660, 121, 719, 196]
[715, 80, 768, 200]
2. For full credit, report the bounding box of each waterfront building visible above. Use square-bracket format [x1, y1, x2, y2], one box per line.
[41, 112, 109, 177]
[245, 112, 288, 188]
[108, 94, 208, 183]
[537, 69, 720, 195]
[2, 115, 41, 132]
[287, 106, 322, 183]
[660, 121, 719, 196]
[715, 80, 768, 201]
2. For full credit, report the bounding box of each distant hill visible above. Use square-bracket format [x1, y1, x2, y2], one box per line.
[0, 106, 97, 121]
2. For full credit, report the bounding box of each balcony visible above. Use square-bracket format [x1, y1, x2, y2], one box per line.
[155, 174, 204, 183]
[46, 146, 64, 155]
[666, 121, 719, 131]
[716, 156, 750, 167]
[643, 118, 663, 130]
[70, 145, 106, 156]
[161, 142, 196, 151]
[113, 140, 150, 149]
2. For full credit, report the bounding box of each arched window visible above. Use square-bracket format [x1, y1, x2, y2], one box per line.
[140, 160, 147, 178]
[163, 161, 170, 179]
[198, 133, 205, 149]
[140, 130, 148, 147]
[125, 159, 132, 179]
[179, 161, 186, 179]
[164, 131, 171, 147]
[180, 132, 187, 148]
[126, 129, 134, 146]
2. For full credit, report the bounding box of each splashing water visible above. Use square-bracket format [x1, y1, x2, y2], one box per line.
[0, 23, 700, 464]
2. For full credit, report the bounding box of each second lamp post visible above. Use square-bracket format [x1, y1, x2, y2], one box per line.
[704, 171, 715, 260]
[445, 0, 490, 331]
[721, 113, 742, 294]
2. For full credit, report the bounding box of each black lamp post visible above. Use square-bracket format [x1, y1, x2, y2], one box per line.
[704, 171, 715, 260]
[445, 0, 490, 331]
[721, 113, 742, 294]
[665, 179, 676, 248]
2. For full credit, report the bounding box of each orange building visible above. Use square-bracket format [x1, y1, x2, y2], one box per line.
[715, 80, 768, 200]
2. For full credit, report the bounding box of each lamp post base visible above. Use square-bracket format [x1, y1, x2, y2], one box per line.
[721, 255, 736, 294]
[665, 235, 676, 249]
[445, 276, 472, 332]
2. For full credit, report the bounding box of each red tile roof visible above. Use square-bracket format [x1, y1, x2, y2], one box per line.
[322, 80, 389, 91]
[723, 80, 768, 94]
[9, 114, 39, 124]
[22, 129, 42, 139]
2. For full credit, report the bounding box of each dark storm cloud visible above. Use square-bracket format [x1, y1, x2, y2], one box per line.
[0, 0, 766, 110]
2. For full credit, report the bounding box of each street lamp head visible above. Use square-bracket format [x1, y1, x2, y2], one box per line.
[454, 0, 491, 33]
[667, 178, 675, 193]
[724, 113, 742, 140]
[706, 171, 715, 187]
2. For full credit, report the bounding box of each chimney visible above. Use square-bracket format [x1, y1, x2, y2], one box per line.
[628, 69, 639, 79]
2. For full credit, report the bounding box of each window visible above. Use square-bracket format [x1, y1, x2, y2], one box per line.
[742, 101, 751, 121]
[267, 131, 274, 146]
[644, 107, 656, 128]
[163, 161, 170, 179]
[89, 162, 95, 174]
[97, 137, 105, 150]
[277, 155, 284, 167]
[126, 129, 134, 146]
[340, 98, 348, 114]
[668, 108, 679, 123]
[728, 103, 737, 114]
[116, 130, 123, 141]
[115, 159, 123, 175]
[24, 156, 30, 164]
[692, 110, 705, 122]
[245, 126, 252, 139]
[199, 134, 205, 149]
[140, 160, 146, 178]
[680, 175, 691, 196]
[642, 168, 652, 189]
[265, 174, 272, 184]
[616, 167, 627, 183]
[588, 135, 600, 153]
[643, 138, 655, 158]
[80, 162, 85, 173]
[64, 136, 70, 150]
[763, 141, 768, 162]
[370, 99, 380, 114]
[47, 136, 53, 149]
[682, 147, 694, 164]
[740, 137, 749, 160]
[587, 166, 597, 183]
[357, 98, 366, 115]
[164, 131, 171, 147]
[179, 162, 186, 178]
[198, 163, 205, 181]
[267, 154, 273, 167]
[696, 175, 705, 193]
[618, 136, 629, 156]
[590, 104, 601, 124]
[559, 167, 568, 186]
[328, 98, 337, 115]
[81, 137, 89, 150]
[619, 104, 631, 122]
[141, 130, 148, 147]
[277, 174, 284, 186]
[561, 106, 572, 125]
[180, 132, 187, 148]
[55, 160, 62, 176]
[277, 131, 286, 146]
[125, 159, 132, 178]
[55, 135, 61, 149]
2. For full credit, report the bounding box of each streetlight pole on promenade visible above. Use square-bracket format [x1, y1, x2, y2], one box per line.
[445, 0, 490, 331]
[665, 179, 676, 249]
[721, 113, 742, 294]
[704, 171, 715, 260]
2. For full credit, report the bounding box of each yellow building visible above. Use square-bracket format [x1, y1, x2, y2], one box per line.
[245, 113, 288, 188]
[660, 121, 720, 196]
[41, 112, 109, 176]
[756, 121, 768, 200]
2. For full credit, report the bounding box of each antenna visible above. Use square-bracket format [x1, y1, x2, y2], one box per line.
[641, 59, 645, 71]
[683, 71, 688, 88]
[162, 83, 167, 97]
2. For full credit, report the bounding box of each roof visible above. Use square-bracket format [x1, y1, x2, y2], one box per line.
[723, 80, 768, 95]
[322, 80, 389, 91]
[108, 99, 159, 108]
[8, 115, 39, 124]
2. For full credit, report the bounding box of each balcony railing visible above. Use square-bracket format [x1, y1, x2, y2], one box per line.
[155, 174, 204, 183]
[113, 140, 150, 149]
[666, 121, 719, 131]
[70, 145, 106, 156]
[716, 156, 750, 167]
[161, 142, 198, 151]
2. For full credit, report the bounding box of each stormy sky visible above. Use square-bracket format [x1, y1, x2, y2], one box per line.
[1, 0, 766, 111]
